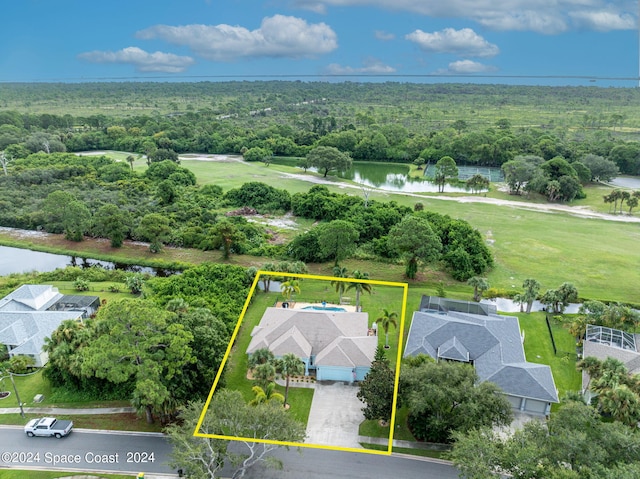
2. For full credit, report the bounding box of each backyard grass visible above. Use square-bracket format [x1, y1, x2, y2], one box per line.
[515, 312, 582, 397]
[0, 471, 135, 479]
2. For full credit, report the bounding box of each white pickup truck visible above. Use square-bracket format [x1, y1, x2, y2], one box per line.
[24, 417, 73, 438]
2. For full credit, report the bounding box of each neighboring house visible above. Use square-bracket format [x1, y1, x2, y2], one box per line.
[0, 285, 100, 367]
[247, 307, 377, 383]
[582, 324, 640, 391]
[405, 296, 559, 416]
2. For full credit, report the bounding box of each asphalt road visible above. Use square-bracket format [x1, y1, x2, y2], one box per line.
[0, 427, 175, 475]
[0, 426, 460, 478]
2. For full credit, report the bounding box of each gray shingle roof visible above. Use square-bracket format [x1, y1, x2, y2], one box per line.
[438, 336, 470, 362]
[0, 285, 99, 366]
[0, 311, 83, 357]
[247, 307, 376, 369]
[0, 285, 62, 311]
[405, 306, 558, 403]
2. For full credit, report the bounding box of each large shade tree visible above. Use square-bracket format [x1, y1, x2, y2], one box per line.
[317, 220, 359, 265]
[167, 392, 306, 479]
[79, 299, 194, 423]
[400, 358, 512, 443]
[387, 215, 442, 279]
[306, 145, 352, 177]
[450, 401, 640, 479]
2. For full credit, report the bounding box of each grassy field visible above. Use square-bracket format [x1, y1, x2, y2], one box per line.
[183, 159, 640, 303]
[0, 471, 134, 479]
[516, 312, 582, 397]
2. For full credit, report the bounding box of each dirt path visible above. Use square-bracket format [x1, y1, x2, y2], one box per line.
[181, 154, 640, 224]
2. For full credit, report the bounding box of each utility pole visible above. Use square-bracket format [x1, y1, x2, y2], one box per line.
[8, 372, 25, 418]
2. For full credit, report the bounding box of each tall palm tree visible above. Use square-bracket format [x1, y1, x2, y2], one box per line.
[277, 353, 305, 406]
[253, 362, 277, 389]
[281, 279, 301, 302]
[599, 384, 640, 426]
[577, 356, 603, 391]
[248, 348, 275, 371]
[376, 309, 398, 349]
[346, 270, 372, 311]
[522, 278, 541, 314]
[467, 276, 489, 302]
[249, 382, 284, 406]
[512, 293, 525, 313]
[331, 265, 349, 304]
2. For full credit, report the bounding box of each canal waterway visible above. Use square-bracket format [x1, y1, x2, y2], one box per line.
[0, 245, 172, 276]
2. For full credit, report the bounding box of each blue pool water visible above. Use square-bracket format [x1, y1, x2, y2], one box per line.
[302, 306, 346, 312]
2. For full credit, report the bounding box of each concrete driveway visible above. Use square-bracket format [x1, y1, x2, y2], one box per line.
[304, 381, 364, 449]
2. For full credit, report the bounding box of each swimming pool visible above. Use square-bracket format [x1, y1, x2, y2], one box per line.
[302, 305, 346, 312]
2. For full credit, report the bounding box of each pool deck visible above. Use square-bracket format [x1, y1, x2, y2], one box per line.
[277, 301, 357, 313]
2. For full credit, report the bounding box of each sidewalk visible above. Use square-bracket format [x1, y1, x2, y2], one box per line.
[358, 435, 452, 451]
[0, 406, 135, 415]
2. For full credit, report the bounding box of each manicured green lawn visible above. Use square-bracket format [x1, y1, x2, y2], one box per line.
[515, 312, 582, 396]
[0, 370, 129, 409]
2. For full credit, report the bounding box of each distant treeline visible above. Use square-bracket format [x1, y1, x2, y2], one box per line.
[1, 82, 640, 173]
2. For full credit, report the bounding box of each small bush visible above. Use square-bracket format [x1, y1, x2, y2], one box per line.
[73, 277, 90, 291]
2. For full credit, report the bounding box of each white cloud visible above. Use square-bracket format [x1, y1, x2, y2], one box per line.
[324, 58, 396, 74]
[375, 30, 395, 41]
[291, 0, 637, 34]
[444, 59, 497, 74]
[476, 11, 568, 34]
[291, 0, 327, 13]
[136, 15, 338, 61]
[570, 10, 635, 31]
[78, 47, 195, 73]
[406, 28, 499, 57]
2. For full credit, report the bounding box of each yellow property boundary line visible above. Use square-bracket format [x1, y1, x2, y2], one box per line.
[194, 270, 408, 456]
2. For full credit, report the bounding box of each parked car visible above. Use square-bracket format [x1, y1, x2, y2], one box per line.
[24, 417, 73, 438]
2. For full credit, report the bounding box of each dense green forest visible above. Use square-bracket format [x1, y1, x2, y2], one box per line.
[0, 153, 492, 281]
[1, 82, 640, 175]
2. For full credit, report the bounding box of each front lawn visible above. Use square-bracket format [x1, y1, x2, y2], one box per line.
[222, 290, 314, 424]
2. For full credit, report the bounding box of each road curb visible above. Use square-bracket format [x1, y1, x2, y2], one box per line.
[0, 465, 180, 478]
[0, 424, 166, 437]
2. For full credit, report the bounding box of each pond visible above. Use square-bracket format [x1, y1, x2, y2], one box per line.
[0, 245, 174, 277]
[481, 297, 581, 314]
[609, 176, 640, 189]
[270, 158, 476, 193]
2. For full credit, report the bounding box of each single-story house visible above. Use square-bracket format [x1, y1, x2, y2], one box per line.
[0, 285, 99, 367]
[247, 307, 377, 383]
[405, 296, 559, 416]
[581, 324, 640, 392]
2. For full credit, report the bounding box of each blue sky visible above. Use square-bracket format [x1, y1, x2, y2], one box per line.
[0, 0, 638, 86]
